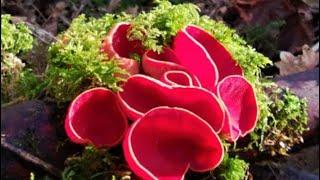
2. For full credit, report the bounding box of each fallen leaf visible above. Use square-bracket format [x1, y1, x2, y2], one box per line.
[275, 44, 319, 76]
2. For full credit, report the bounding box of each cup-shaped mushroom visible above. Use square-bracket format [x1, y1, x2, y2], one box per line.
[101, 22, 144, 75]
[118, 75, 224, 132]
[123, 107, 224, 179]
[217, 75, 258, 141]
[65, 88, 128, 148]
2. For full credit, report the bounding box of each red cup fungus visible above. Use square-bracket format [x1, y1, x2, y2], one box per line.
[65, 88, 128, 148]
[65, 23, 259, 179]
[123, 107, 224, 179]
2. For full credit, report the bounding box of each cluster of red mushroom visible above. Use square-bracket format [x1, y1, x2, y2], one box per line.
[65, 22, 258, 179]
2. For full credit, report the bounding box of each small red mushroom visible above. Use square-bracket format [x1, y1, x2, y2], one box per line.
[217, 75, 258, 142]
[118, 74, 224, 132]
[65, 88, 128, 148]
[101, 22, 144, 75]
[123, 107, 224, 179]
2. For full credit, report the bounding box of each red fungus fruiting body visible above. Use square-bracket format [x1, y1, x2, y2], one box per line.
[65, 88, 128, 148]
[118, 74, 224, 132]
[217, 75, 258, 141]
[64, 22, 260, 179]
[101, 22, 144, 75]
[123, 107, 224, 180]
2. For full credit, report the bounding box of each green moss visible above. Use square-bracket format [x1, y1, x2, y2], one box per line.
[248, 83, 308, 156]
[216, 154, 249, 180]
[128, 0, 200, 53]
[1, 15, 36, 104]
[16, 69, 46, 99]
[1, 14, 33, 54]
[45, 14, 132, 103]
[62, 146, 130, 180]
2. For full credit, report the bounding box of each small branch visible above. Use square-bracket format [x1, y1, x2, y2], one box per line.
[72, 0, 90, 19]
[1, 137, 62, 178]
[25, 22, 57, 44]
[11, 17, 57, 44]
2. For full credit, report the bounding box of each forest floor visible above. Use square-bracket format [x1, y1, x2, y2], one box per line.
[1, 0, 319, 179]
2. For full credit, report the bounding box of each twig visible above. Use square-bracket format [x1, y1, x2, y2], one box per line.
[106, 0, 121, 12]
[31, 4, 47, 22]
[24, 22, 57, 44]
[11, 17, 57, 44]
[72, 0, 90, 19]
[59, 15, 70, 26]
[1, 137, 62, 178]
[1, 97, 26, 108]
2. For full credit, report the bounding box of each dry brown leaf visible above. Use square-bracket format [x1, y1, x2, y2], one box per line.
[275, 44, 319, 76]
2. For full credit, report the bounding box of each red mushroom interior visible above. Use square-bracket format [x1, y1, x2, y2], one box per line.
[123, 107, 224, 179]
[118, 75, 224, 132]
[111, 23, 144, 58]
[101, 22, 143, 75]
[185, 25, 243, 81]
[161, 70, 194, 87]
[142, 47, 185, 79]
[173, 27, 219, 91]
[217, 75, 258, 141]
[65, 88, 128, 148]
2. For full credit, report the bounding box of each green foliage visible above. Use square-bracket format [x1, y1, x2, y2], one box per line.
[45, 14, 132, 103]
[16, 69, 46, 100]
[62, 146, 130, 180]
[248, 83, 308, 156]
[216, 154, 249, 180]
[128, 0, 200, 52]
[1, 14, 33, 54]
[1, 15, 36, 104]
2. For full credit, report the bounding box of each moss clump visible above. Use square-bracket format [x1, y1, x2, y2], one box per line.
[216, 153, 249, 180]
[1, 14, 34, 54]
[128, 0, 200, 53]
[1, 14, 38, 104]
[248, 82, 308, 156]
[62, 146, 130, 180]
[44, 14, 133, 103]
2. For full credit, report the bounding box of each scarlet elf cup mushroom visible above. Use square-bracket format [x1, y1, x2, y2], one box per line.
[65, 22, 258, 179]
